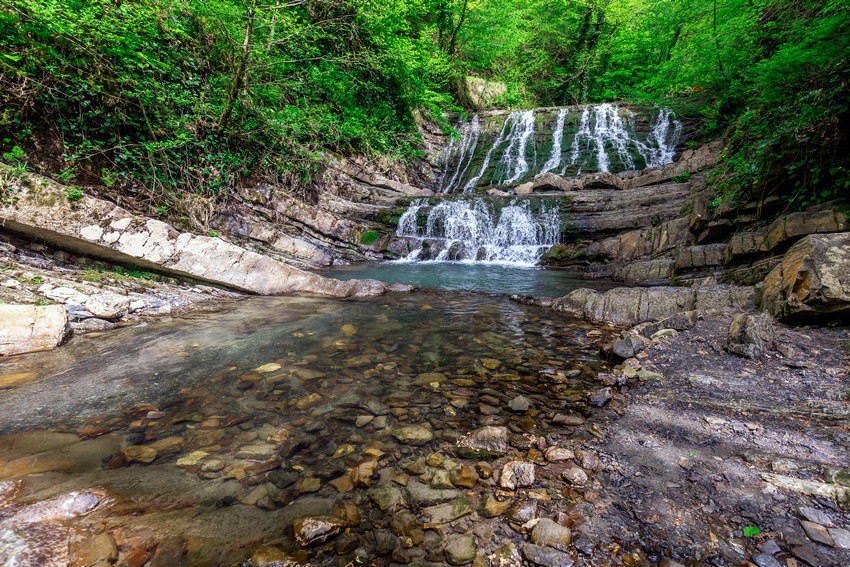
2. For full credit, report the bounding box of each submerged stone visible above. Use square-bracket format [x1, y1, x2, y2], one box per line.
[423, 497, 473, 524]
[531, 518, 572, 552]
[457, 426, 508, 458]
[294, 517, 344, 547]
[393, 425, 433, 446]
[444, 534, 477, 565]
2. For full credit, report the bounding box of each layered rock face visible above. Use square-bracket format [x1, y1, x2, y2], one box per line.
[0, 171, 404, 298]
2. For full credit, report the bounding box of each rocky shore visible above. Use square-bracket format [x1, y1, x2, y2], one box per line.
[584, 308, 850, 566]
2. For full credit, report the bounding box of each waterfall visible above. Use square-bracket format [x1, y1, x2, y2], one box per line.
[395, 199, 560, 266]
[635, 107, 683, 168]
[462, 117, 510, 194]
[399, 104, 682, 265]
[562, 103, 634, 173]
[541, 108, 568, 174]
[498, 110, 536, 184]
[560, 103, 682, 174]
[441, 115, 481, 193]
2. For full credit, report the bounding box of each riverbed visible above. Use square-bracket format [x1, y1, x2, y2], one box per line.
[0, 290, 620, 566]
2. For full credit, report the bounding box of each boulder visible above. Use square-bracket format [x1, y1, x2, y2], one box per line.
[85, 293, 130, 319]
[725, 313, 775, 359]
[614, 258, 675, 285]
[0, 305, 70, 356]
[760, 233, 850, 321]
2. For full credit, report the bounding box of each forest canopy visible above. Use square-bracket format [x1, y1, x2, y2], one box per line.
[0, 0, 847, 211]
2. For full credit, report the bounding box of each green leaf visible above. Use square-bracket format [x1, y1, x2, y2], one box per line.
[742, 526, 761, 538]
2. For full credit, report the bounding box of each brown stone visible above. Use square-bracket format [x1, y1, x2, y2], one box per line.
[121, 445, 157, 464]
[118, 548, 150, 567]
[761, 233, 850, 321]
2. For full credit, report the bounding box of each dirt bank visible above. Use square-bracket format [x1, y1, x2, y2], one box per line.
[583, 311, 850, 566]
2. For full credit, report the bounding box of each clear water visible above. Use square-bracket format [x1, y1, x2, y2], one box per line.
[318, 262, 612, 297]
[0, 292, 616, 566]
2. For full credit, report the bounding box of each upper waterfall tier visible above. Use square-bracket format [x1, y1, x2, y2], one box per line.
[439, 104, 683, 194]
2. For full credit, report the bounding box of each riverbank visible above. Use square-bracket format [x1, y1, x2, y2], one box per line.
[0, 231, 244, 339]
[581, 309, 850, 565]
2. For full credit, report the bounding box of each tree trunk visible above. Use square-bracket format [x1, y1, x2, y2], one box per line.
[218, 1, 256, 128]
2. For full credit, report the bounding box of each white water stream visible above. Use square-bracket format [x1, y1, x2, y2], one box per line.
[395, 199, 560, 265]
[399, 104, 681, 266]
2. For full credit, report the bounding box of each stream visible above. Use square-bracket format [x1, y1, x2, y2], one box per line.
[0, 290, 618, 566]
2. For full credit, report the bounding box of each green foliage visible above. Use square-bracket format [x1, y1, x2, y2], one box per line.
[2, 145, 26, 166]
[64, 186, 83, 201]
[359, 230, 382, 245]
[671, 172, 690, 183]
[209, 231, 219, 238]
[742, 526, 761, 538]
[56, 166, 77, 184]
[0, 0, 846, 220]
[0, 0, 443, 214]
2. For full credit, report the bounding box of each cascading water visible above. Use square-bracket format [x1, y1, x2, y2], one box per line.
[395, 103, 682, 265]
[440, 115, 481, 193]
[439, 104, 682, 191]
[498, 110, 536, 184]
[541, 108, 568, 174]
[395, 199, 560, 265]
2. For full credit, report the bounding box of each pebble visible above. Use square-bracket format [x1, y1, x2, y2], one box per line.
[393, 424, 434, 446]
[507, 499, 539, 523]
[444, 534, 476, 565]
[355, 415, 374, 427]
[426, 452, 444, 467]
[430, 469, 454, 489]
[799, 506, 834, 526]
[422, 497, 473, 524]
[561, 467, 588, 486]
[482, 494, 512, 517]
[297, 477, 321, 493]
[544, 446, 574, 462]
[368, 486, 406, 511]
[450, 464, 478, 488]
[329, 475, 353, 493]
[751, 553, 783, 567]
[121, 445, 157, 464]
[508, 395, 530, 412]
[589, 387, 613, 407]
[552, 414, 585, 426]
[531, 518, 572, 551]
[522, 543, 574, 567]
[829, 527, 850, 549]
[294, 517, 344, 547]
[800, 521, 834, 546]
[457, 426, 508, 458]
[499, 462, 535, 490]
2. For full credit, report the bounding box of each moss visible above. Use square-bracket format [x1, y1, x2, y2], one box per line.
[360, 230, 383, 245]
